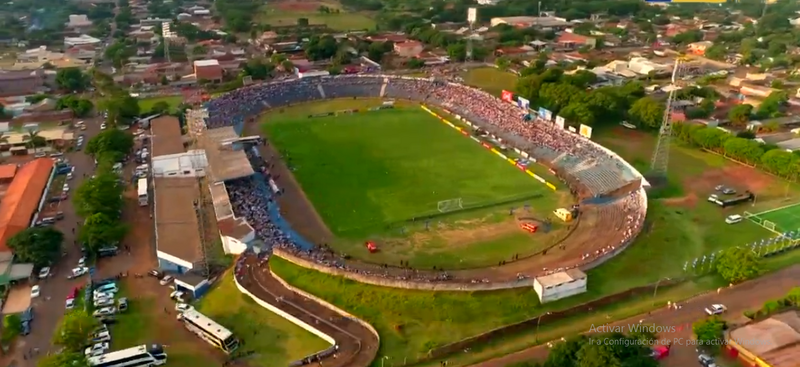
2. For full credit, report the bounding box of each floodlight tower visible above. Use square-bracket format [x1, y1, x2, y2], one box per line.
[466, 7, 477, 62]
[162, 22, 176, 63]
[648, 57, 686, 182]
[186, 106, 212, 277]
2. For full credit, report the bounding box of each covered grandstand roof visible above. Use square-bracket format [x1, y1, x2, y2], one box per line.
[154, 177, 203, 264]
[201, 126, 253, 182]
[729, 311, 800, 367]
[151, 116, 186, 157]
[0, 158, 53, 252]
[0, 164, 17, 180]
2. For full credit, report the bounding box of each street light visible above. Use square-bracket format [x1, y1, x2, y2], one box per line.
[536, 312, 551, 342]
[653, 277, 671, 300]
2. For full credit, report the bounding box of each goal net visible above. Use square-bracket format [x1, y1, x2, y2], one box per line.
[437, 198, 463, 213]
[764, 220, 776, 232]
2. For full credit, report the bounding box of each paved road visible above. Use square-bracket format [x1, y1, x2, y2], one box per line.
[10, 117, 104, 366]
[238, 255, 379, 367]
[470, 265, 800, 367]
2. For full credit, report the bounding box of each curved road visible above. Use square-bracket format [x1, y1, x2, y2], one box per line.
[236, 255, 379, 367]
[470, 265, 800, 367]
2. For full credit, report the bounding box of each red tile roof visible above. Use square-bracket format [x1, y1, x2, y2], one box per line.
[0, 158, 53, 252]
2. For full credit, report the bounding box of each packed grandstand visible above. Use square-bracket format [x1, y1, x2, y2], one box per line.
[206, 75, 649, 288]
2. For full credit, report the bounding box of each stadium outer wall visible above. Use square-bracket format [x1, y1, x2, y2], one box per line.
[225, 75, 649, 291]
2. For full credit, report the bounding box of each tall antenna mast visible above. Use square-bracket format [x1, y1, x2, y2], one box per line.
[649, 57, 685, 182]
[186, 106, 211, 277]
[162, 22, 175, 63]
[466, 7, 477, 62]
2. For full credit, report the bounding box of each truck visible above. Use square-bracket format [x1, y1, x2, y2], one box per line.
[708, 191, 754, 208]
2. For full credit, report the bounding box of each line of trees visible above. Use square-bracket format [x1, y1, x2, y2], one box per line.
[38, 310, 98, 367]
[74, 129, 133, 256]
[510, 331, 660, 367]
[672, 122, 800, 180]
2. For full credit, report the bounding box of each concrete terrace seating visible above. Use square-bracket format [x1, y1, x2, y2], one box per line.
[573, 164, 628, 197]
[323, 79, 383, 98]
[532, 146, 560, 162]
[552, 154, 585, 171]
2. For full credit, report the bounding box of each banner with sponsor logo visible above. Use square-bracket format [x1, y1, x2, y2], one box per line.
[517, 96, 531, 110]
[579, 124, 593, 139]
[538, 107, 547, 120]
[543, 108, 552, 121]
[568, 126, 577, 133]
[501, 90, 514, 103]
[555, 115, 566, 129]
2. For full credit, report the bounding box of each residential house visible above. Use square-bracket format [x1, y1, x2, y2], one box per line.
[193, 59, 223, 82]
[64, 34, 102, 48]
[65, 14, 92, 33]
[16, 46, 63, 64]
[555, 32, 596, 50]
[490, 16, 571, 30]
[688, 41, 713, 56]
[394, 41, 424, 58]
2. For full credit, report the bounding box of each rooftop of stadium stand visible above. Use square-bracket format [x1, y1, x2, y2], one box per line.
[729, 311, 800, 367]
[154, 177, 203, 263]
[0, 158, 53, 252]
[151, 116, 186, 157]
[535, 269, 587, 287]
[208, 182, 233, 220]
[200, 126, 254, 183]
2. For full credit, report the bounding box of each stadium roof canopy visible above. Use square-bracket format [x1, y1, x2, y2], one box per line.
[154, 177, 202, 265]
[201, 126, 253, 183]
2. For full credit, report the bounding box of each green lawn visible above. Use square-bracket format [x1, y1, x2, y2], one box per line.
[197, 273, 331, 367]
[262, 103, 548, 238]
[461, 68, 519, 97]
[750, 202, 800, 233]
[257, 7, 375, 31]
[139, 96, 183, 113]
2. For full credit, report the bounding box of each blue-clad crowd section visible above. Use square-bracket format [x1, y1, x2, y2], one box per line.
[254, 173, 315, 250]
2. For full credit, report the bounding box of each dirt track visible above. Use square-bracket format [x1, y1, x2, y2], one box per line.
[236, 255, 379, 367]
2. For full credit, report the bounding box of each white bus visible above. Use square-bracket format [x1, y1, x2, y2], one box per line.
[137, 178, 148, 206]
[88, 344, 167, 367]
[179, 308, 239, 353]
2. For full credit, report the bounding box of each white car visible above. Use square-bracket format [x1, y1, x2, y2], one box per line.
[159, 275, 174, 286]
[93, 292, 114, 301]
[30, 285, 41, 298]
[175, 303, 192, 313]
[62, 183, 69, 192]
[72, 267, 88, 277]
[38, 267, 51, 279]
[77, 257, 86, 267]
[705, 304, 727, 315]
[94, 298, 115, 308]
[100, 123, 107, 130]
[725, 215, 743, 224]
[92, 307, 116, 317]
[84, 342, 109, 357]
[65, 298, 75, 310]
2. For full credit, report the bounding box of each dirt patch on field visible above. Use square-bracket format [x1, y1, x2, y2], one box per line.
[244, 118, 334, 246]
[662, 193, 698, 208]
[272, 0, 323, 12]
[684, 164, 773, 195]
[402, 220, 521, 249]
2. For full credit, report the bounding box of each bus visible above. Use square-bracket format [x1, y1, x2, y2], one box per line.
[137, 178, 148, 206]
[179, 308, 239, 353]
[88, 344, 167, 367]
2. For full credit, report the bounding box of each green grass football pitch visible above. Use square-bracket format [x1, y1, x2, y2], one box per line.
[749, 203, 800, 234]
[262, 106, 549, 238]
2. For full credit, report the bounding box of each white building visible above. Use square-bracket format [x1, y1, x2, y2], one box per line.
[66, 14, 92, 30]
[64, 34, 102, 47]
[16, 46, 64, 63]
[151, 150, 208, 178]
[533, 269, 587, 303]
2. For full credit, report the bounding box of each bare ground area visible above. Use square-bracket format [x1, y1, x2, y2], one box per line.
[271, 0, 323, 12]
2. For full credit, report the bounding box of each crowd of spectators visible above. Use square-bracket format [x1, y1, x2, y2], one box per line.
[205, 75, 648, 283]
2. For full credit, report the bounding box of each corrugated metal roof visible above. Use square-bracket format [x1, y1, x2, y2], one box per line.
[0, 158, 53, 252]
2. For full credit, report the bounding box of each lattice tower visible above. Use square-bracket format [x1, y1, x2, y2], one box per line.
[186, 107, 211, 277]
[648, 57, 687, 181]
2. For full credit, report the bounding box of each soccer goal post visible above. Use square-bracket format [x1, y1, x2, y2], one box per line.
[437, 198, 463, 213]
[764, 220, 777, 232]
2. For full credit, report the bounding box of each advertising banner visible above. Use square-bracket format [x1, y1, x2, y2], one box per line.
[543, 108, 553, 121]
[517, 96, 531, 110]
[579, 124, 593, 139]
[531, 173, 546, 184]
[568, 126, 577, 133]
[538, 107, 547, 119]
[555, 115, 566, 129]
[501, 90, 514, 103]
[546, 182, 557, 191]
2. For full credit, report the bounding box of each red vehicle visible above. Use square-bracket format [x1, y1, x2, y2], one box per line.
[366, 241, 378, 253]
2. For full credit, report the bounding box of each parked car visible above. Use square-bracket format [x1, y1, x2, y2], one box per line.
[92, 307, 116, 317]
[148, 269, 162, 278]
[21, 321, 31, 336]
[175, 303, 192, 313]
[93, 292, 115, 301]
[38, 267, 51, 279]
[117, 297, 128, 312]
[94, 298, 115, 308]
[159, 275, 174, 286]
[84, 342, 109, 357]
[65, 298, 75, 310]
[30, 285, 41, 298]
[97, 316, 117, 325]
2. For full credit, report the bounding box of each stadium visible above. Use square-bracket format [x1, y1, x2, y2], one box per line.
[197, 75, 648, 291]
[173, 74, 655, 366]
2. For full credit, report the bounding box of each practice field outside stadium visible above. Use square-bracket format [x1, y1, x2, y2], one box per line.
[261, 99, 569, 268]
[747, 202, 800, 234]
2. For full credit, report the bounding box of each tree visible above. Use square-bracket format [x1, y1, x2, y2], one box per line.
[100, 94, 141, 126]
[56, 96, 94, 118]
[495, 56, 511, 70]
[56, 67, 90, 91]
[692, 317, 726, 353]
[2, 314, 22, 345]
[407, 58, 425, 69]
[38, 352, 90, 367]
[73, 172, 124, 220]
[23, 129, 44, 153]
[80, 213, 127, 254]
[54, 311, 98, 352]
[728, 104, 753, 126]
[576, 342, 621, 367]
[149, 101, 171, 114]
[715, 247, 762, 283]
[544, 336, 586, 367]
[628, 98, 665, 129]
[85, 129, 134, 158]
[7, 227, 63, 267]
[297, 18, 309, 26]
